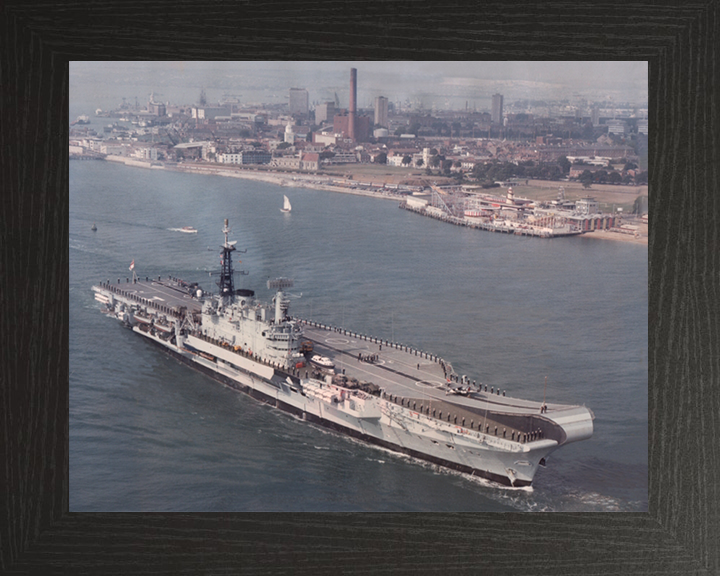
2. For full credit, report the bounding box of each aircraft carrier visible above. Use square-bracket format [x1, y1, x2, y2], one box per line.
[92, 219, 594, 487]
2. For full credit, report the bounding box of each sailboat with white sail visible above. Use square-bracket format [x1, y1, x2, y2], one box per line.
[280, 195, 291, 213]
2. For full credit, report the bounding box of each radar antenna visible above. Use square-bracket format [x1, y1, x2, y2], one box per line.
[217, 219, 247, 298]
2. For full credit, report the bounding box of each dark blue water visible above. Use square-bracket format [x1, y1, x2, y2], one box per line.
[70, 161, 648, 512]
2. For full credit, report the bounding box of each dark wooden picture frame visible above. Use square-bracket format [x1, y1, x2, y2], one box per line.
[2, 2, 718, 573]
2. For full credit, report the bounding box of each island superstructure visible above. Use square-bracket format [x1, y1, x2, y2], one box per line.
[92, 219, 594, 487]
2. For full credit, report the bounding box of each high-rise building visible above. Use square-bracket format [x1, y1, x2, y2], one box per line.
[315, 102, 336, 125]
[591, 107, 600, 126]
[289, 88, 309, 116]
[491, 93, 503, 124]
[374, 96, 388, 127]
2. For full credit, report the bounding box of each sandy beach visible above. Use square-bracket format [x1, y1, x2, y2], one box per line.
[581, 229, 648, 245]
[168, 162, 404, 201]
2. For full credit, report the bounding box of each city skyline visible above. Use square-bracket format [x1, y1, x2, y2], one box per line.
[71, 61, 648, 113]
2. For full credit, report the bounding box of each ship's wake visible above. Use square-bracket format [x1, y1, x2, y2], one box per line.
[167, 228, 198, 234]
[273, 411, 643, 512]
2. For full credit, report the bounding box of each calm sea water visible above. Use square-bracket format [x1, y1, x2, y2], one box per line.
[69, 160, 648, 512]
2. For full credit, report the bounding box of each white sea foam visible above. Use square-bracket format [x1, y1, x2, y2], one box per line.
[168, 227, 198, 233]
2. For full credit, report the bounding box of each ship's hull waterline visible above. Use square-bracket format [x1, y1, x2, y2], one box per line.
[131, 324, 554, 486]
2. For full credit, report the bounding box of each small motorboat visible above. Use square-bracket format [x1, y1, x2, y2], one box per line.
[310, 355, 334, 369]
[179, 226, 197, 234]
[91, 223, 97, 232]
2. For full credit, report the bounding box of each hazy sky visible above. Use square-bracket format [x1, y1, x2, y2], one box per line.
[71, 61, 647, 112]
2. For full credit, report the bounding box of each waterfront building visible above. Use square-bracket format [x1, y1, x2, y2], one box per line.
[269, 151, 319, 171]
[575, 197, 599, 215]
[301, 152, 320, 171]
[270, 155, 301, 170]
[218, 153, 241, 164]
[174, 141, 213, 160]
[135, 147, 159, 161]
[217, 150, 272, 165]
[100, 144, 127, 156]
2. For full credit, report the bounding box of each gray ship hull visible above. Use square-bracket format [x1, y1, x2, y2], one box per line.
[141, 332, 532, 486]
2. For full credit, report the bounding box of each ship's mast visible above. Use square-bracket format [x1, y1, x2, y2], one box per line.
[218, 218, 236, 300]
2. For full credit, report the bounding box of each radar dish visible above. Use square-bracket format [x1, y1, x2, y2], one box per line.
[267, 278, 294, 290]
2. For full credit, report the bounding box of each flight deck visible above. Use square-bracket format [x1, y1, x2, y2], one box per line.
[299, 321, 555, 415]
[95, 277, 203, 317]
[299, 320, 563, 441]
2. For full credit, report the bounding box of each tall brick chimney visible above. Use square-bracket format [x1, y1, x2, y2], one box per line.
[349, 68, 357, 141]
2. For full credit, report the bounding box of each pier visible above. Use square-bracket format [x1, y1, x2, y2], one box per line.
[400, 202, 583, 238]
[70, 152, 106, 161]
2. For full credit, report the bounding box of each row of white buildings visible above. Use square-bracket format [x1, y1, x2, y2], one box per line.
[70, 139, 159, 161]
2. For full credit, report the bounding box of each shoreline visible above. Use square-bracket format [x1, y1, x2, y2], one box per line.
[580, 229, 648, 245]
[99, 156, 648, 244]
[166, 161, 404, 202]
